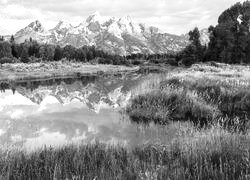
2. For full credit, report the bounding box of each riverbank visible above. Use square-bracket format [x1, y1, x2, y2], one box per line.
[0, 61, 140, 82]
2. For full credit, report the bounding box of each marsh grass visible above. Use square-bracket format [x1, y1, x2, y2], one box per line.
[127, 63, 250, 130]
[1, 125, 250, 179]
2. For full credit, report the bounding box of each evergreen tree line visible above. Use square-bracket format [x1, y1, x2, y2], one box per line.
[177, 1, 250, 66]
[0, 37, 131, 65]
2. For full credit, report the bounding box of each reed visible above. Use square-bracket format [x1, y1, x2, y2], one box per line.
[1, 126, 250, 179]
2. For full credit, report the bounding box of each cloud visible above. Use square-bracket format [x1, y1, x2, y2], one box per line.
[0, 0, 246, 35]
[8, 109, 24, 119]
[0, 91, 35, 111]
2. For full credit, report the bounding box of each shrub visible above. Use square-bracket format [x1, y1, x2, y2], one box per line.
[130, 59, 144, 65]
[165, 58, 178, 66]
[179, 57, 196, 67]
[29, 56, 42, 63]
[126, 90, 218, 126]
[97, 57, 113, 64]
[0, 57, 14, 64]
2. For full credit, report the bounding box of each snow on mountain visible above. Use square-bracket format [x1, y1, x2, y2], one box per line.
[12, 12, 202, 55]
[15, 20, 50, 43]
[86, 11, 107, 24]
[49, 21, 74, 42]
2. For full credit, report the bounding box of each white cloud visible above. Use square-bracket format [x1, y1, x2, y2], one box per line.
[0, 0, 246, 35]
[0, 129, 6, 136]
[0, 91, 35, 111]
[38, 95, 60, 112]
[8, 109, 24, 119]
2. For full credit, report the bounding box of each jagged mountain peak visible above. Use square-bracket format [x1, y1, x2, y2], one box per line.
[119, 15, 133, 23]
[118, 15, 135, 28]
[14, 20, 47, 42]
[116, 15, 143, 35]
[86, 11, 106, 24]
[54, 21, 73, 30]
[27, 20, 44, 32]
[92, 11, 101, 17]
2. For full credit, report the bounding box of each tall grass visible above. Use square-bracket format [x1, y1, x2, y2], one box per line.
[1, 125, 250, 179]
[127, 62, 250, 130]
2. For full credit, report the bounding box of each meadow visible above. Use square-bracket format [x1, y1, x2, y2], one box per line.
[1, 62, 250, 179]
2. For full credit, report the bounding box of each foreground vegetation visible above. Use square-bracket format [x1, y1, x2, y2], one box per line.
[1, 124, 250, 180]
[127, 62, 250, 131]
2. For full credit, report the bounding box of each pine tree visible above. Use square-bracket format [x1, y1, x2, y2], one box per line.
[54, 45, 62, 61]
[10, 35, 15, 44]
[0, 41, 12, 58]
[20, 46, 29, 63]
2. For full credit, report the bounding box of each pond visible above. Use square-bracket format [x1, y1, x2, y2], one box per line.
[0, 73, 173, 151]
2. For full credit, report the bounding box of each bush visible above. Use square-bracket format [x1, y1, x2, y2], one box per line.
[130, 59, 144, 65]
[126, 91, 218, 126]
[97, 57, 113, 64]
[0, 57, 14, 64]
[113, 58, 130, 66]
[179, 57, 196, 67]
[149, 59, 161, 64]
[29, 56, 42, 63]
[165, 58, 178, 66]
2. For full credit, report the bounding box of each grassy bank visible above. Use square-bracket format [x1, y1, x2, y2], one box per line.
[127, 62, 250, 130]
[0, 61, 139, 82]
[1, 124, 250, 180]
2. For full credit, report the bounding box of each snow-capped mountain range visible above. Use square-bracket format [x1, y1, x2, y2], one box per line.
[10, 12, 209, 55]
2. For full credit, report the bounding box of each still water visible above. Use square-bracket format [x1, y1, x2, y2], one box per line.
[0, 73, 173, 151]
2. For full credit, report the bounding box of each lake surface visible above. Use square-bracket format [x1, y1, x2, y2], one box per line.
[0, 73, 172, 151]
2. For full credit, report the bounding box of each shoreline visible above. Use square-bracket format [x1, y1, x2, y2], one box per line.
[0, 62, 140, 82]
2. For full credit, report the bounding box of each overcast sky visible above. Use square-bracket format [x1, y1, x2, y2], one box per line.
[0, 0, 245, 35]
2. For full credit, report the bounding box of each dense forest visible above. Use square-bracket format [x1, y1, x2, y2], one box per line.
[0, 1, 250, 66]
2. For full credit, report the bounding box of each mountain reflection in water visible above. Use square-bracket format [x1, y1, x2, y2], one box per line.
[0, 73, 172, 151]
